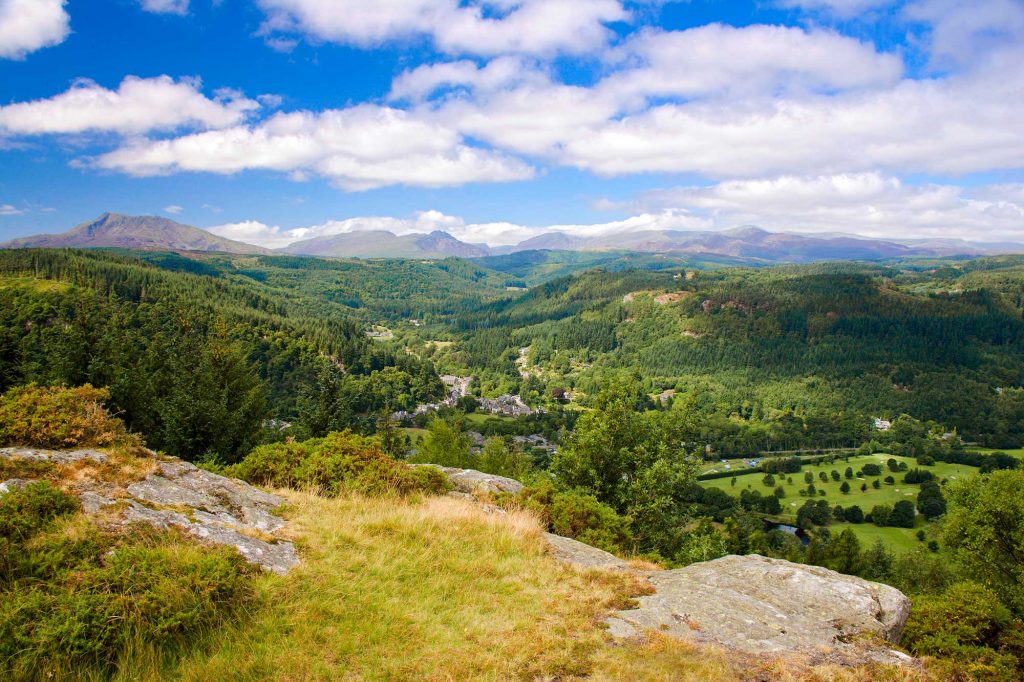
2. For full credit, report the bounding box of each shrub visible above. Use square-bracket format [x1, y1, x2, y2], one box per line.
[0, 523, 255, 678]
[862, 463, 882, 476]
[0, 483, 80, 582]
[890, 500, 916, 528]
[0, 385, 137, 450]
[229, 431, 450, 497]
[904, 468, 935, 484]
[501, 480, 633, 555]
[901, 582, 1021, 681]
[844, 505, 864, 523]
[869, 504, 892, 527]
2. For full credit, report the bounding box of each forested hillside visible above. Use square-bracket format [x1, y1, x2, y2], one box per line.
[431, 258, 1024, 449]
[0, 249, 444, 461]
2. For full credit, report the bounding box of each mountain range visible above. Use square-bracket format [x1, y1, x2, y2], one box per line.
[2, 213, 1021, 263]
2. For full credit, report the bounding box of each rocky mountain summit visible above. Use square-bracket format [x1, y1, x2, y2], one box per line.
[430, 464, 915, 668]
[0, 446, 298, 574]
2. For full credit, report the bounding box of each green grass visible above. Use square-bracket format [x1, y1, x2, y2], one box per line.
[464, 412, 515, 425]
[708, 453, 981, 553]
[969, 447, 1024, 460]
[834, 523, 924, 554]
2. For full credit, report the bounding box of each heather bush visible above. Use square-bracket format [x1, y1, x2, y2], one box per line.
[228, 430, 450, 497]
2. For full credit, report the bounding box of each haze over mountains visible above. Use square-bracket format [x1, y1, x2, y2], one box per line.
[2, 213, 1021, 263]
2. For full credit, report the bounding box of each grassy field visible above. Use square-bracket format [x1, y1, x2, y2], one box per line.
[463, 412, 516, 426]
[704, 453, 981, 554]
[970, 447, 1024, 460]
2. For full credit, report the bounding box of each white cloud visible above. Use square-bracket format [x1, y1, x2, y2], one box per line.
[0, 76, 259, 136]
[140, 0, 189, 15]
[389, 56, 547, 101]
[905, 0, 1024, 69]
[604, 24, 903, 99]
[0, 203, 25, 216]
[776, 0, 894, 15]
[415, 24, 905, 159]
[256, 0, 627, 56]
[164, 204, 184, 214]
[631, 173, 1024, 242]
[557, 50, 1024, 177]
[211, 208, 713, 249]
[92, 105, 534, 190]
[0, 0, 70, 59]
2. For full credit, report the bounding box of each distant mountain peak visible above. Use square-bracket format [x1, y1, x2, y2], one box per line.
[0, 213, 271, 255]
[283, 228, 489, 259]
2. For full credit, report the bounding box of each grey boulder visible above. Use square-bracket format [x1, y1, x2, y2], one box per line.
[607, 554, 911, 664]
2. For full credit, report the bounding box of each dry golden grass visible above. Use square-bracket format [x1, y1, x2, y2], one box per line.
[111, 491, 928, 682]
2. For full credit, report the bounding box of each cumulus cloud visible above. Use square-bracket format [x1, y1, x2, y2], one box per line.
[164, 204, 184, 214]
[0, 203, 25, 216]
[140, 0, 189, 15]
[92, 105, 534, 190]
[256, 0, 626, 56]
[556, 52, 1024, 177]
[0, 0, 70, 59]
[905, 0, 1024, 69]
[0, 76, 259, 136]
[630, 173, 1024, 242]
[389, 56, 548, 101]
[604, 24, 903, 100]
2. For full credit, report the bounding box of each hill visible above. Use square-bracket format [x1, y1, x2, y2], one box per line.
[430, 257, 1024, 448]
[282, 229, 489, 258]
[0, 213, 272, 255]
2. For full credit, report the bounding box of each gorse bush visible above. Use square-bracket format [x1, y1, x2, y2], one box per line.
[0, 483, 255, 679]
[228, 430, 450, 497]
[0, 384, 138, 449]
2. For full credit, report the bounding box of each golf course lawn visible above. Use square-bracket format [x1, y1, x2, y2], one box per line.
[703, 452, 983, 553]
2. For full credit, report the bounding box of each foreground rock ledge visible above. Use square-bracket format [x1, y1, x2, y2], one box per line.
[608, 554, 912, 666]
[0, 447, 298, 575]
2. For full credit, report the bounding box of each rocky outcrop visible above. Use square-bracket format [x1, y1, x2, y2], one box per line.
[428, 465, 915, 668]
[545, 533, 629, 571]
[0, 447, 298, 575]
[606, 554, 912, 666]
[420, 465, 525, 495]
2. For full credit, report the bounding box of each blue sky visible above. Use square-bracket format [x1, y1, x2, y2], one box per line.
[0, 0, 1022, 247]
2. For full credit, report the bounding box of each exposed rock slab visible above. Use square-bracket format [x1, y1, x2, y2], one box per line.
[607, 554, 911, 664]
[545, 533, 629, 571]
[423, 465, 524, 495]
[0, 447, 298, 574]
[0, 447, 108, 465]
